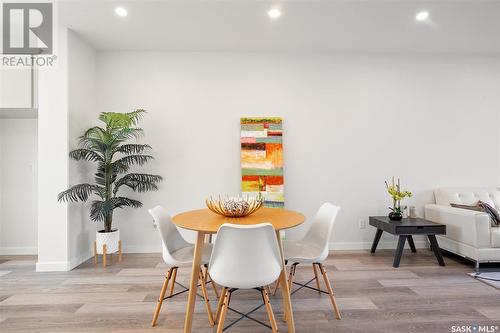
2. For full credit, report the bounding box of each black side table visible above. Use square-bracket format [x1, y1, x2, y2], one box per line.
[369, 216, 447, 268]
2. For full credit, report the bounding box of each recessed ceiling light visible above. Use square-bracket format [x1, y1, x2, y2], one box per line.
[415, 11, 429, 22]
[115, 7, 128, 17]
[268, 8, 281, 19]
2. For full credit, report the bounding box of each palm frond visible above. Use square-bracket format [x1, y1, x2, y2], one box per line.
[126, 109, 146, 124]
[90, 200, 113, 222]
[58, 184, 100, 202]
[99, 109, 146, 129]
[83, 126, 107, 140]
[113, 154, 154, 168]
[69, 149, 103, 162]
[115, 144, 152, 155]
[113, 173, 163, 195]
[113, 127, 144, 141]
[94, 163, 106, 187]
[112, 197, 143, 209]
[111, 161, 130, 174]
[79, 136, 109, 153]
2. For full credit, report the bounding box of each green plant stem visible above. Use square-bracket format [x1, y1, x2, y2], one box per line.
[105, 213, 113, 233]
[105, 152, 112, 232]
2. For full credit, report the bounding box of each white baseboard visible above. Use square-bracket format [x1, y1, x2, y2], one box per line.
[36, 261, 72, 272]
[115, 241, 430, 255]
[123, 244, 161, 253]
[35, 250, 94, 272]
[0, 246, 37, 255]
[329, 240, 429, 251]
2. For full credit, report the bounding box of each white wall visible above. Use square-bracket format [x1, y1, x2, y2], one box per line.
[36, 27, 99, 271]
[67, 30, 98, 268]
[0, 68, 32, 108]
[94, 52, 500, 252]
[0, 119, 38, 254]
[37, 26, 70, 271]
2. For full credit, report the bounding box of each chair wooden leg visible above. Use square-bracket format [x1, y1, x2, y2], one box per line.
[216, 289, 230, 333]
[93, 241, 97, 265]
[312, 263, 321, 292]
[215, 286, 228, 323]
[319, 263, 341, 320]
[199, 269, 215, 326]
[204, 265, 219, 299]
[118, 240, 122, 262]
[287, 266, 294, 291]
[151, 268, 173, 327]
[169, 267, 178, 296]
[102, 244, 107, 268]
[272, 277, 280, 296]
[288, 264, 297, 291]
[262, 287, 279, 333]
[265, 285, 272, 295]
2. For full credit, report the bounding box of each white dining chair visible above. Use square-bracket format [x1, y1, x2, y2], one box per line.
[209, 223, 282, 333]
[148, 206, 218, 327]
[279, 202, 342, 320]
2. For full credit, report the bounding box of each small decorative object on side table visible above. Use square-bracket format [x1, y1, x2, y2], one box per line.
[385, 177, 412, 221]
[369, 216, 446, 268]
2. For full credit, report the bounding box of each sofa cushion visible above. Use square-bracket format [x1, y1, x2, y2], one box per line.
[492, 228, 500, 248]
[435, 187, 500, 211]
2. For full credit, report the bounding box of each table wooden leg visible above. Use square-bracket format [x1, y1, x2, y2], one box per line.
[183, 231, 205, 333]
[276, 230, 295, 333]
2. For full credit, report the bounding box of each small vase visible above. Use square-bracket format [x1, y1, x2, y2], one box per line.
[388, 212, 403, 221]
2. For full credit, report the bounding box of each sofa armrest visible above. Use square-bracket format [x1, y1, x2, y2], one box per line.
[424, 204, 491, 248]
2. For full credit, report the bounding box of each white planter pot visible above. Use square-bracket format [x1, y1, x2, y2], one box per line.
[96, 229, 120, 254]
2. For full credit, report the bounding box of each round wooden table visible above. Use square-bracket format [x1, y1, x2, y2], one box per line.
[172, 207, 305, 333]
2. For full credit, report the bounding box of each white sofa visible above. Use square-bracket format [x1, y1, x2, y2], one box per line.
[425, 187, 500, 269]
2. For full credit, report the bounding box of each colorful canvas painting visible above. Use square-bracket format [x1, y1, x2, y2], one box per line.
[241, 117, 284, 208]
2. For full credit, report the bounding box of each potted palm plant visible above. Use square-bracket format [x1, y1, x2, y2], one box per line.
[58, 109, 162, 259]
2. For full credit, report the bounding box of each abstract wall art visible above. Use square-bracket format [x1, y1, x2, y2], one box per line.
[240, 117, 284, 208]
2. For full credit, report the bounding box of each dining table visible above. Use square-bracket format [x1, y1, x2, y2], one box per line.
[172, 207, 305, 333]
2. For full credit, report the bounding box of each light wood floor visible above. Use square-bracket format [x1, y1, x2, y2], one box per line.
[0, 249, 499, 333]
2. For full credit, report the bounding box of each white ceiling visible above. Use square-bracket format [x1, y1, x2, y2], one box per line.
[59, 0, 500, 54]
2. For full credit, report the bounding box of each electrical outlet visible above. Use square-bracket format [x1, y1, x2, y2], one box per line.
[359, 219, 367, 229]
